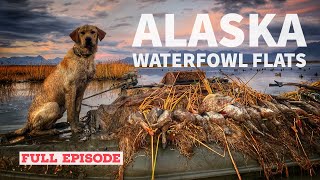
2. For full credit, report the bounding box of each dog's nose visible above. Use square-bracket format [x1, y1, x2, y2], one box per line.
[85, 37, 92, 43]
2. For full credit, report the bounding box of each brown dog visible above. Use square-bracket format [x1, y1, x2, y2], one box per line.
[5, 25, 106, 139]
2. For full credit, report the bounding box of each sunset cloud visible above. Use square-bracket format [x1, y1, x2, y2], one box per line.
[0, 0, 319, 60]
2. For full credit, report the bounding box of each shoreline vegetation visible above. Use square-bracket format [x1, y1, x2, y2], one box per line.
[0, 62, 134, 83]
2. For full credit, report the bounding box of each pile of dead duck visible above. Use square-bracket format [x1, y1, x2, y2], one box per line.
[88, 71, 320, 179]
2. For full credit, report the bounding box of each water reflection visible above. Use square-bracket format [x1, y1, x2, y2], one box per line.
[0, 84, 15, 102]
[0, 80, 120, 133]
[0, 83, 43, 102]
[0, 81, 120, 102]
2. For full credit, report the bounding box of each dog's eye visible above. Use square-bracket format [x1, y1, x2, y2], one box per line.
[91, 31, 95, 34]
[80, 32, 85, 35]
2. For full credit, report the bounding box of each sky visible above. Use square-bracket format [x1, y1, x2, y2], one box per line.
[0, 0, 319, 60]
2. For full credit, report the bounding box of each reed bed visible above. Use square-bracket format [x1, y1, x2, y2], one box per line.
[0, 62, 133, 83]
[0, 65, 55, 83]
[95, 62, 134, 80]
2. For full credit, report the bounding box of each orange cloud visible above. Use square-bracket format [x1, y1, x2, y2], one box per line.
[287, 0, 310, 6]
[287, 5, 320, 14]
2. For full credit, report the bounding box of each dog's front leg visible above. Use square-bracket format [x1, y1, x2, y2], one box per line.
[66, 84, 82, 133]
[75, 86, 87, 122]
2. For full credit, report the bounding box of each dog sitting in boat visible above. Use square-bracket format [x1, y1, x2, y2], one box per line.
[2, 25, 106, 141]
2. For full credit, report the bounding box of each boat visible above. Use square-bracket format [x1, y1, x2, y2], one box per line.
[1, 139, 319, 179]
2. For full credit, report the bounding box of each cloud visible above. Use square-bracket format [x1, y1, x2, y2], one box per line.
[0, 41, 15, 48]
[100, 40, 124, 47]
[183, 8, 193, 11]
[94, 11, 109, 18]
[138, 0, 167, 3]
[242, 11, 261, 17]
[214, 0, 287, 13]
[115, 16, 134, 22]
[87, 0, 120, 11]
[137, 0, 167, 9]
[104, 48, 132, 55]
[266, 23, 320, 42]
[58, 8, 69, 13]
[201, 9, 209, 13]
[153, 12, 167, 18]
[108, 23, 131, 30]
[64, 2, 72, 6]
[91, 0, 119, 7]
[0, 0, 80, 47]
[301, 24, 320, 37]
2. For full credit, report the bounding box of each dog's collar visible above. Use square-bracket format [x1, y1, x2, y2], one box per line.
[73, 46, 94, 58]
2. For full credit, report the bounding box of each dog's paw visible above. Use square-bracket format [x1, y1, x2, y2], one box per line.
[78, 135, 90, 142]
[68, 121, 83, 134]
[71, 126, 83, 134]
[52, 129, 60, 135]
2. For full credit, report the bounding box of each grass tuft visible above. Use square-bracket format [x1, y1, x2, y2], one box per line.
[95, 62, 134, 80]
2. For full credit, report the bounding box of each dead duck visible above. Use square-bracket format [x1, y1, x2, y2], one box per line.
[147, 107, 163, 124]
[289, 101, 320, 116]
[203, 111, 225, 126]
[245, 107, 261, 122]
[221, 104, 250, 122]
[173, 109, 196, 123]
[128, 111, 154, 136]
[259, 100, 281, 115]
[245, 107, 270, 133]
[151, 110, 172, 128]
[199, 93, 234, 114]
[243, 120, 264, 136]
[251, 105, 275, 119]
[195, 115, 216, 141]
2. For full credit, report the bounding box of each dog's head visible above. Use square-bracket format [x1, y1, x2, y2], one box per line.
[69, 25, 106, 49]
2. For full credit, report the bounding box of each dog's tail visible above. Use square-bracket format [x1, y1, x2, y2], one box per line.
[8, 125, 29, 137]
[0, 124, 29, 144]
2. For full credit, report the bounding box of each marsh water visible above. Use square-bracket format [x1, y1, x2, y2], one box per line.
[0, 64, 319, 134]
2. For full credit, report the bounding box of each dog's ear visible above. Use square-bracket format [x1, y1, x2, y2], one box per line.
[69, 27, 80, 43]
[96, 27, 106, 41]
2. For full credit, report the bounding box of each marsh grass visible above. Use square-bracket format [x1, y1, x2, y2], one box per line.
[95, 62, 134, 80]
[0, 65, 55, 83]
[0, 62, 133, 83]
